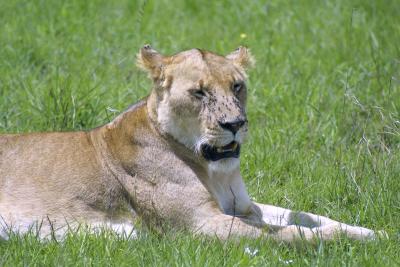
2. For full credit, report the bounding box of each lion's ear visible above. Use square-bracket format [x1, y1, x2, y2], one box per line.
[136, 45, 165, 80]
[226, 46, 255, 69]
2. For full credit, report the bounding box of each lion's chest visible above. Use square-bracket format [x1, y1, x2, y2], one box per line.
[122, 145, 210, 225]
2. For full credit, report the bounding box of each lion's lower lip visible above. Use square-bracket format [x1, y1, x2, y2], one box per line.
[216, 142, 238, 153]
[201, 141, 240, 161]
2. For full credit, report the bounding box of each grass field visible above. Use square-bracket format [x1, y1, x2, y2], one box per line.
[0, 0, 399, 265]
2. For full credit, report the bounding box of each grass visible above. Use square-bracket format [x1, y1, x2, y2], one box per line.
[0, 0, 399, 265]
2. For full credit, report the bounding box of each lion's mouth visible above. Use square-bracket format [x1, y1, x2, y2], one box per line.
[201, 141, 241, 161]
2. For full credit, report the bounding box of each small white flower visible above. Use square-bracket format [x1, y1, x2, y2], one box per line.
[279, 257, 294, 265]
[244, 246, 259, 257]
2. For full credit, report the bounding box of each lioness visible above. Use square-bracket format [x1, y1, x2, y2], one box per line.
[0, 46, 380, 242]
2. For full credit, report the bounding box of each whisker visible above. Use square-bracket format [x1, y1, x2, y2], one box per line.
[193, 135, 208, 155]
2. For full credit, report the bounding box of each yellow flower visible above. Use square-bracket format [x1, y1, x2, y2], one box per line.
[240, 33, 247, 39]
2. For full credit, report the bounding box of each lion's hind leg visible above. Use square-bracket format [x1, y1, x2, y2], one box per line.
[0, 216, 138, 241]
[88, 221, 138, 239]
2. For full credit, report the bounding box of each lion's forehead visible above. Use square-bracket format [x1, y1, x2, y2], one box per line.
[167, 49, 246, 89]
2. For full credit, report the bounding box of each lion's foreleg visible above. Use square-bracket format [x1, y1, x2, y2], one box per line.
[193, 213, 262, 239]
[254, 202, 377, 241]
[192, 211, 322, 243]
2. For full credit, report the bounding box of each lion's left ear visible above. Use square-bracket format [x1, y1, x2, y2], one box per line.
[226, 46, 255, 69]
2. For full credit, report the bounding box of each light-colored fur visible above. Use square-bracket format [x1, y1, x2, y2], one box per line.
[0, 46, 383, 243]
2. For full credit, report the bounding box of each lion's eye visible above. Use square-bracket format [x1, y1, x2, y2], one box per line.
[191, 89, 206, 99]
[233, 82, 244, 94]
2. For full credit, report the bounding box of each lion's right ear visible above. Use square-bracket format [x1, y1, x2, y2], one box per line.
[136, 45, 165, 81]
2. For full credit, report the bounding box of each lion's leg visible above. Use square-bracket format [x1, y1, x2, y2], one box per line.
[46, 221, 138, 240]
[254, 202, 338, 227]
[87, 221, 138, 239]
[194, 213, 262, 239]
[254, 202, 377, 241]
[193, 212, 322, 243]
[192, 203, 318, 242]
[0, 216, 137, 241]
[193, 205, 380, 243]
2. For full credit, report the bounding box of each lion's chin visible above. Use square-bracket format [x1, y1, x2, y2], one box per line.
[207, 158, 240, 174]
[200, 141, 240, 161]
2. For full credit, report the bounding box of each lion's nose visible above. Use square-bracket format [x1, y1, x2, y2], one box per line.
[218, 119, 246, 134]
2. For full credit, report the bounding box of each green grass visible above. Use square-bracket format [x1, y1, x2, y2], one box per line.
[0, 0, 399, 265]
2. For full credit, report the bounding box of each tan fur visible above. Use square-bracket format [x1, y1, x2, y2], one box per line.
[0, 46, 382, 242]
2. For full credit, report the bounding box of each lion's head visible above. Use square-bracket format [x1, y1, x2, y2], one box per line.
[138, 45, 254, 166]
